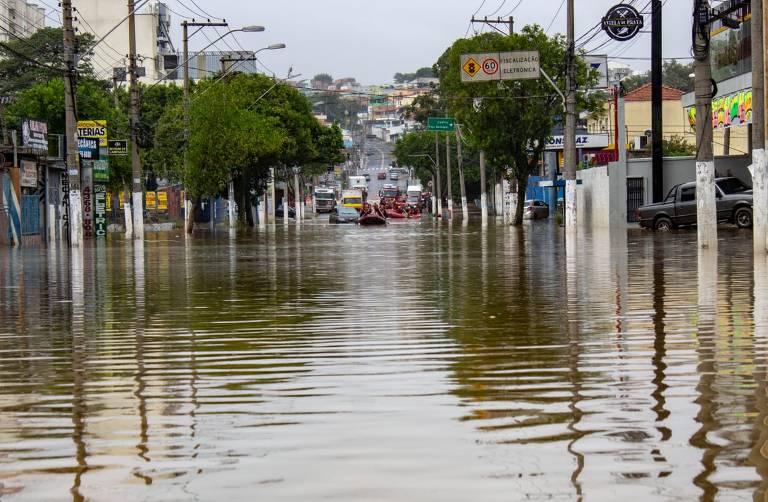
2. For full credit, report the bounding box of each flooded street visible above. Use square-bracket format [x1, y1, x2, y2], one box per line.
[1, 221, 767, 500]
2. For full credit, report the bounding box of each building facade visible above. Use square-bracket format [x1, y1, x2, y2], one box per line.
[0, 0, 45, 43]
[73, 0, 174, 82]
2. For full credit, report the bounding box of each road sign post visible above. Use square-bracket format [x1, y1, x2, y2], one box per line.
[460, 51, 540, 82]
[426, 117, 455, 132]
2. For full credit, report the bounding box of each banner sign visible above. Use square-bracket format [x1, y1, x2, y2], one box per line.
[77, 120, 108, 147]
[78, 138, 99, 160]
[157, 191, 168, 211]
[93, 160, 109, 183]
[602, 4, 644, 41]
[21, 119, 48, 150]
[82, 166, 93, 238]
[108, 139, 128, 156]
[686, 89, 753, 130]
[545, 134, 610, 150]
[145, 191, 157, 210]
[20, 159, 37, 187]
[461, 51, 540, 82]
[94, 185, 107, 237]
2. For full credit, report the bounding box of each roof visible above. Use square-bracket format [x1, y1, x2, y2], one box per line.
[623, 83, 685, 102]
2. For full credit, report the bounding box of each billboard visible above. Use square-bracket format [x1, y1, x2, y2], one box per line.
[21, 119, 48, 150]
[77, 120, 108, 147]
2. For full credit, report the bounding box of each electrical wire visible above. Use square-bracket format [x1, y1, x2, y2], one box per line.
[545, 0, 566, 34]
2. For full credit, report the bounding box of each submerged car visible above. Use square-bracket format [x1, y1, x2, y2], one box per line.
[377, 172, 386, 180]
[523, 199, 550, 220]
[329, 205, 360, 224]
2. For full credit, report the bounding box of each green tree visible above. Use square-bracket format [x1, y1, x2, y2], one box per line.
[663, 135, 696, 157]
[622, 60, 695, 93]
[0, 27, 96, 95]
[394, 67, 435, 83]
[312, 73, 333, 85]
[435, 26, 602, 224]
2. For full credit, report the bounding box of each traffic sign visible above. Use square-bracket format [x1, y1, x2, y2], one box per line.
[583, 55, 609, 89]
[427, 117, 455, 132]
[460, 53, 501, 82]
[461, 51, 540, 82]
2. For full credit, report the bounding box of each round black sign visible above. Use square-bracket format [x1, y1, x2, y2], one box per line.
[602, 4, 644, 41]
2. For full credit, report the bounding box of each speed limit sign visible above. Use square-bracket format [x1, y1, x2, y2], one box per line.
[482, 58, 499, 75]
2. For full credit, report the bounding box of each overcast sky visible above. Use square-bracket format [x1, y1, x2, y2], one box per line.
[173, 0, 694, 84]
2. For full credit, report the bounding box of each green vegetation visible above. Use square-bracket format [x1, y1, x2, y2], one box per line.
[663, 135, 696, 157]
[393, 67, 435, 84]
[622, 60, 695, 93]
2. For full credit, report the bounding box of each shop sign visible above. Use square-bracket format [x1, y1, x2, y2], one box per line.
[602, 4, 644, 41]
[94, 185, 107, 237]
[22, 119, 48, 150]
[77, 120, 108, 147]
[20, 159, 37, 187]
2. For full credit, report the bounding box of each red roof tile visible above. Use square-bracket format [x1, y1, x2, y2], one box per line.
[623, 83, 684, 102]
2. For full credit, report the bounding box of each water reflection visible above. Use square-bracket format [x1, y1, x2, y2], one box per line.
[0, 224, 767, 500]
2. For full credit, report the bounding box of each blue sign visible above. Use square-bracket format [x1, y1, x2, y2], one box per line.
[78, 137, 99, 160]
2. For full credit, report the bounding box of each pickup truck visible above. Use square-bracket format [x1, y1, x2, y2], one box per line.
[637, 177, 753, 230]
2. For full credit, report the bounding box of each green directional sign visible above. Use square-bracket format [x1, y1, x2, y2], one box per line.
[427, 117, 455, 132]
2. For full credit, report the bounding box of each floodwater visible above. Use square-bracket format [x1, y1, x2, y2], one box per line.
[1, 220, 767, 501]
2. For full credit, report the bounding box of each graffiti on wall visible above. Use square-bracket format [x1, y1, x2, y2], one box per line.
[687, 89, 753, 130]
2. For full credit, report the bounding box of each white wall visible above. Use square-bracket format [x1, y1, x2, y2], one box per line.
[576, 162, 627, 229]
[74, 0, 161, 81]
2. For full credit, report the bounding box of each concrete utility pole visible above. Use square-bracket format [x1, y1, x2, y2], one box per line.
[693, 0, 717, 249]
[455, 125, 468, 221]
[435, 133, 442, 218]
[62, 0, 82, 247]
[269, 167, 276, 225]
[128, 0, 144, 240]
[445, 133, 452, 220]
[752, 0, 767, 253]
[564, 0, 578, 233]
[651, 0, 664, 202]
[293, 167, 301, 226]
[480, 150, 488, 226]
[182, 20, 191, 233]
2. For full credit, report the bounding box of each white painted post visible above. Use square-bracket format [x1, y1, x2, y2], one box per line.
[480, 150, 488, 226]
[754, 150, 767, 253]
[228, 180, 236, 229]
[124, 188, 133, 239]
[131, 191, 144, 239]
[259, 193, 267, 230]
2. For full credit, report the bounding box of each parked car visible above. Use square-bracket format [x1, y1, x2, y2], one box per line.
[329, 205, 360, 224]
[364, 173, 371, 182]
[523, 199, 550, 220]
[276, 204, 296, 219]
[389, 171, 399, 181]
[637, 177, 753, 230]
[377, 172, 386, 180]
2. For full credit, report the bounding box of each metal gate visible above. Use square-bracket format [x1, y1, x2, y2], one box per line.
[21, 195, 40, 235]
[627, 178, 644, 223]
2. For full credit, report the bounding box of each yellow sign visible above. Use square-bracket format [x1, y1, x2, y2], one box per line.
[118, 191, 125, 209]
[462, 57, 480, 78]
[77, 120, 108, 147]
[106, 192, 112, 212]
[157, 191, 168, 210]
[145, 192, 157, 210]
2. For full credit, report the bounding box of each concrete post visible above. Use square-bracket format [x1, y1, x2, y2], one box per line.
[259, 193, 267, 230]
[455, 126, 469, 221]
[751, 0, 767, 253]
[124, 188, 133, 239]
[269, 167, 276, 225]
[480, 150, 488, 226]
[446, 133, 452, 220]
[294, 171, 301, 226]
[228, 180, 236, 228]
[693, 2, 717, 250]
[564, 0, 578, 234]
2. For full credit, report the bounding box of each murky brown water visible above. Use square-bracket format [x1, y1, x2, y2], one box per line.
[1, 220, 767, 501]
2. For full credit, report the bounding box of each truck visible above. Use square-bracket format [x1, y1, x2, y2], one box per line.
[341, 189, 364, 211]
[313, 187, 336, 213]
[348, 175, 367, 191]
[637, 177, 753, 231]
[406, 185, 423, 206]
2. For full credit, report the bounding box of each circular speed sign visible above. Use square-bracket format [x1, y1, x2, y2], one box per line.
[601, 4, 644, 42]
[482, 57, 499, 75]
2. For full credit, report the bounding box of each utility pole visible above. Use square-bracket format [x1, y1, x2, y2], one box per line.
[62, 0, 82, 247]
[182, 20, 191, 233]
[693, 0, 717, 249]
[445, 133, 452, 220]
[455, 125, 468, 221]
[435, 133, 442, 218]
[564, 0, 578, 233]
[128, 0, 144, 240]
[480, 150, 488, 226]
[470, 16, 514, 35]
[651, 0, 664, 202]
[752, 0, 767, 253]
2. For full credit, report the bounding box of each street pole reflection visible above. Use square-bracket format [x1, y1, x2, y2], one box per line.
[691, 248, 719, 499]
[750, 253, 768, 499]
[651, 237, 671, 441]
[565, 233, 584, 498]
[132, 240, 151, 484]
[69, 247, 87, 502]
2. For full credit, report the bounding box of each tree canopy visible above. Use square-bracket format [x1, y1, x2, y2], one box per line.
[622, 60, 694, 93]
[394, 67, 435, 84]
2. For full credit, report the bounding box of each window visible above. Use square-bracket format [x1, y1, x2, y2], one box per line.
[717, 178, 750, 194]
[664, 186, 678, 203]
[680, 187, 696, 202]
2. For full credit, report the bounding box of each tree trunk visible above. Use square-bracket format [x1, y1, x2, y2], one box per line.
[512, 175, 528, 226]
[243, 185, 254, 228]
[187, 196, 200, 234]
